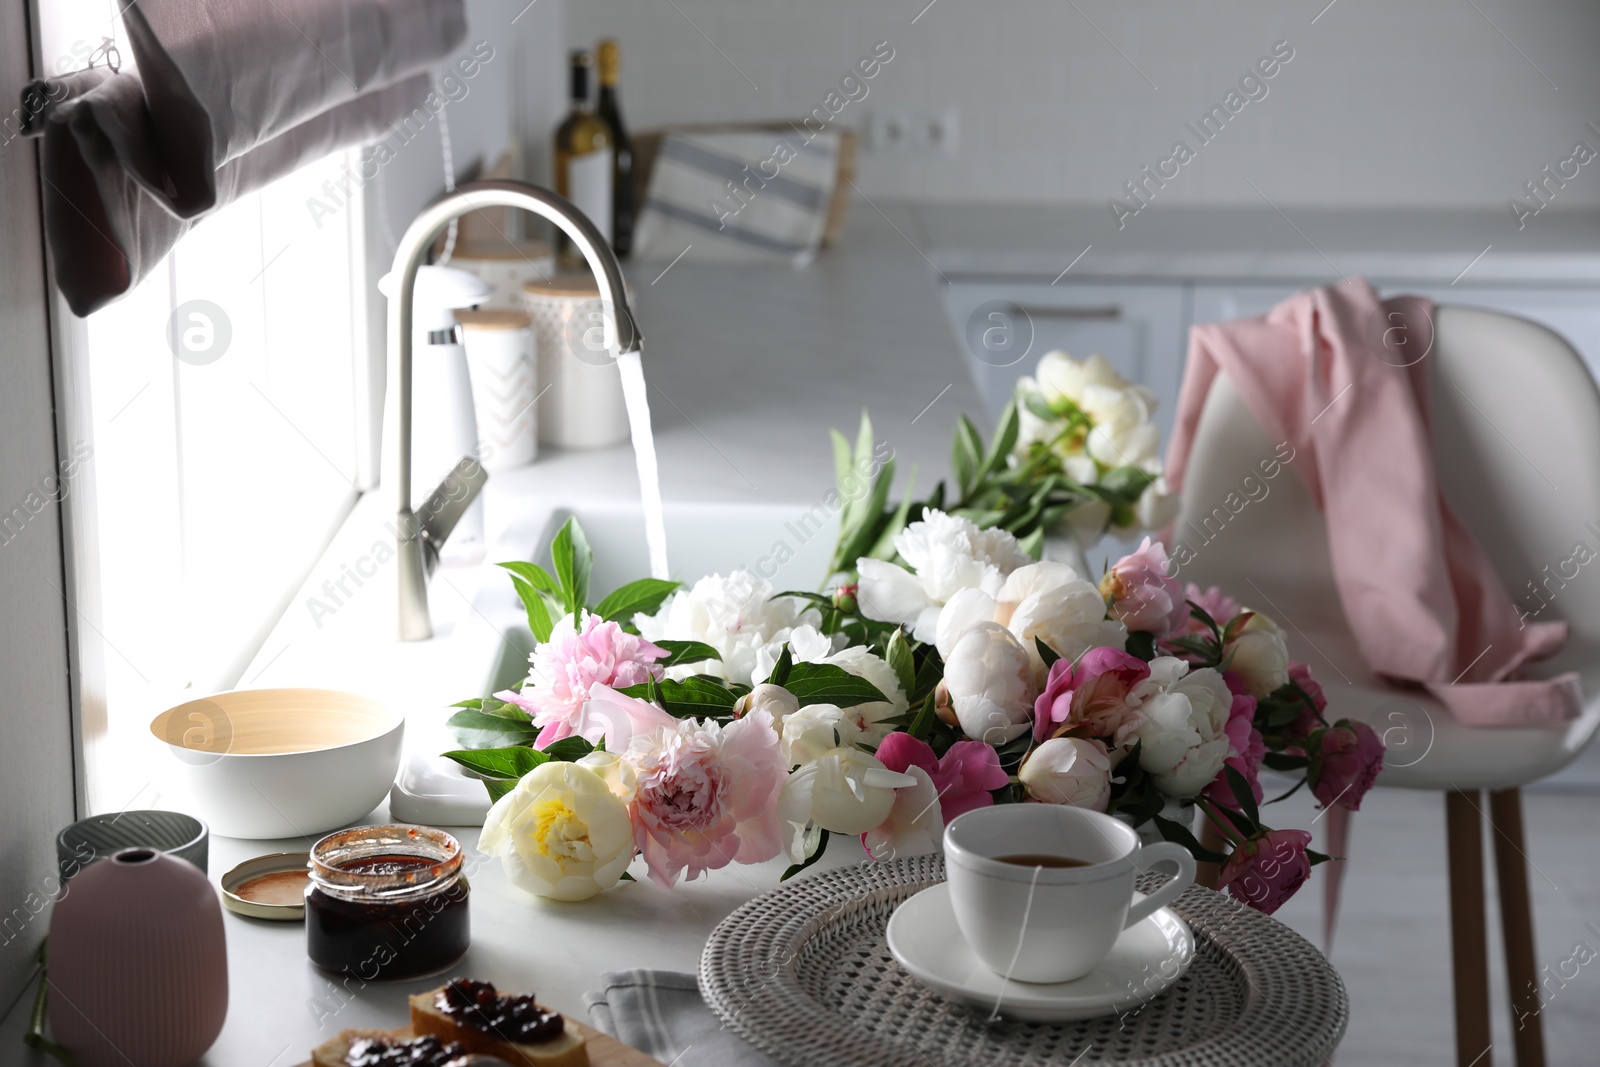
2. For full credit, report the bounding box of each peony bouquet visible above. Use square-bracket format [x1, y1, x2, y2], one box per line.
[447, 506, 1382, 915]
[826, 350, 1178, 578]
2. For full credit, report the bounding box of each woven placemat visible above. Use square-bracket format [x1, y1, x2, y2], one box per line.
[700, 854, 1347, 1067]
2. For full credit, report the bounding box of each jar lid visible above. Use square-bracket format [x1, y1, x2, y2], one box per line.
[450, 237, 554, 262]
[523, 273, 606, 298]
[221, 851, 311, 921]
[309, 824, 462, 902]
[456, 309, 531, 331]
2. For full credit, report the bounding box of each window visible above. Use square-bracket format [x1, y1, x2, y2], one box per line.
[77, 152, 369, 811]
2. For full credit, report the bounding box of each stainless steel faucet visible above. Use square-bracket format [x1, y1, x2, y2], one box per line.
[387, 179, 642, 640]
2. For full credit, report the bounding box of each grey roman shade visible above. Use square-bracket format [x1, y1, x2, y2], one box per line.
[29, 0, 467, 316]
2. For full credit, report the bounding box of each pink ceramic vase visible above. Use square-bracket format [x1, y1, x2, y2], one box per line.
[49, 846, 228, 1067]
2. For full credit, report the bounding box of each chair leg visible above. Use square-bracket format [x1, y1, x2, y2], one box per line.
[1446, 791, 1493, 1067]
[1489, 788, 1547, 1067]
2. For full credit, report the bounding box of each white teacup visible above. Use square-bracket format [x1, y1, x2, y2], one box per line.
[943, 805, 1196, 984]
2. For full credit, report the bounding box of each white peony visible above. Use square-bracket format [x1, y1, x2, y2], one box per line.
[997, 562, 1128, 681]
[941, 621, 1037, 744]
[754, 626, 909, 749]
[733, 683, 800, 729]
[479, 760, 636, 901]
[634, 570, 820, 685]
[1130, 657, 1234, 796]
[1224, 612, 1290, 697]
[862, 765, 944, 860]
[1018, 737, 1113, 809]
[780, 703, 855, 766]
[778, 748, 917, 841]
[856, 509, 1030, 644]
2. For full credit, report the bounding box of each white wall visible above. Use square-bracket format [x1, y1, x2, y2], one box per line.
[566, 0, 1600, 208]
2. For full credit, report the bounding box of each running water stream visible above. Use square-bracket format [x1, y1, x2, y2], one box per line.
[617, 349, 670, 580]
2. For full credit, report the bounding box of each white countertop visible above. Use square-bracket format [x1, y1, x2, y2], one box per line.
[12, 200, 1600, 1062]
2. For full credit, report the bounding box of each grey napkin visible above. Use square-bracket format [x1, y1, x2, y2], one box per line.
[584, 970, 780, 1067]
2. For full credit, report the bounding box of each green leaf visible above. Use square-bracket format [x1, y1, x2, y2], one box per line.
[1022, 390, 1056, 422]
[830, 427, 856, 528]
[1264, 777, 1307, 805]
[784, 661, 888, 708]
[655, 639, 723, 668]
[1125, 630, 1158, 662]
[1035, 637, 1061, 670]
[594, 578, 681, 622]
[865, 465, 915, 563]
[951, 415, 983, 498]
[885, 628, 915, 699]
[540, 736, 597, 762]
[446, 706, 540, 749]
[484, 778, 517, 802]
[1307, 848, 1335, 866]
[908, 691, 937, 741]
[1261, 752, 1309, 772]
[1152, 813, 1229, 865]
[838, 457, 896, 569]
[442, 746, 550, 781]
[509, 579, 558, 643]
[767, 643, 795, 687]
[499, 561, 561, 597]
[1018, 527, 1044, 561]
[550, 517, 592, 616]
[775, 590, 834, 610]
[911, 651, 944, 704]
[982, 400, 1020, 476]
[1186, 599, 1224, 644]
[618, 676, 738, 717]
[1212, 800, 1257, 840]
[780, 827, 831, 881]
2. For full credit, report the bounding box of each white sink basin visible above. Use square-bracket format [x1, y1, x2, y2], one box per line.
[391, 499, 840, 824]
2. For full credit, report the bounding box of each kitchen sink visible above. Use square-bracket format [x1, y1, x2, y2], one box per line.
[392, 499, 840, 823]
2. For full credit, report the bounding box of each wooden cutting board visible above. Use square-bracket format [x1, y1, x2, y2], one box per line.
[294, 1014, 664, 1067]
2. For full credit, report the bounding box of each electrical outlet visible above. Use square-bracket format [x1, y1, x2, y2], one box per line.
[867, 110, 911, 153]
[867, 108, 959, 155]
[914, 108, 960, 154]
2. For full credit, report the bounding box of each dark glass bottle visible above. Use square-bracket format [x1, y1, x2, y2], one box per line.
[596, 39, 634, 258]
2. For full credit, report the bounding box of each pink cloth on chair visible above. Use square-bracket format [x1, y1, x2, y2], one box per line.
[1166, 277, 1582, 727]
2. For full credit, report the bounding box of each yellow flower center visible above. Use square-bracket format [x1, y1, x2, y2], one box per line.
[528, 798, 595, 866]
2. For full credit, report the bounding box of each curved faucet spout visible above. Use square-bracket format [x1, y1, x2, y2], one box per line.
[387, 179, 641, 640]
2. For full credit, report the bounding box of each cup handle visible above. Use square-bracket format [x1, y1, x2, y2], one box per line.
[1123, 841, 1197, 929]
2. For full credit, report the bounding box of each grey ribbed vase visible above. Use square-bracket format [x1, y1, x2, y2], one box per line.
[48, 846, 228, 1066]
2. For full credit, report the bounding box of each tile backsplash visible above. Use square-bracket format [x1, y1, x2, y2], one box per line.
[566, 0, 1600, 209]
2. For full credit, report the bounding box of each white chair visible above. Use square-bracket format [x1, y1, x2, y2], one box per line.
[1172, 306, 1600, 1067]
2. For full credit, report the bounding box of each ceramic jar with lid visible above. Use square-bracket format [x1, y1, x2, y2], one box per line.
[449, 237, 556, 309]
[521, 273, 635, 449]
[456, 308, 537, 469]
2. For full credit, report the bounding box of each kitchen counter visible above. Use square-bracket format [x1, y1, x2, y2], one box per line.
[13, 199, 1600, 1061]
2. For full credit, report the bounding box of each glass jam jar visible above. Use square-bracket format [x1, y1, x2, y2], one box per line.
[306, 825, 470, 981]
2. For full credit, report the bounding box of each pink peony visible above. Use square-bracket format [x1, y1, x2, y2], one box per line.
[874, 733, 1009, 823]
[1181, 583, 1240, 635]
[570, 683, 677, 752]
[1203, 672, 1265, 812]
[1100, 539, 1189, 637]
[1033, 647, 1151, 745]
[626, 710, 788, 888]
[1284, 661, 1328, 743]
[498, 612, 667, 747]
[1308, 719, 1384, 811]
[1218, 828, 1313, 914]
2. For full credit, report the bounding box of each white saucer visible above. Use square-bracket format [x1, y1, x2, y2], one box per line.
[885, 883, 1196, 1022]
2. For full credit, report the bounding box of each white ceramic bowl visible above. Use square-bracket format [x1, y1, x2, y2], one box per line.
[150, 688, 404, 839]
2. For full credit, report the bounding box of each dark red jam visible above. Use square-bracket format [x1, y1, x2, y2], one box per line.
[437, 977, 565, 1043]
[345, 1034, 465, 1067]
[306, 827, 471, 982]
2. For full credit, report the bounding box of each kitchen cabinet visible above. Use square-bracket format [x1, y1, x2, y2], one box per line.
[942, 276, 1600, 434]
[938, 280, 1188, 434]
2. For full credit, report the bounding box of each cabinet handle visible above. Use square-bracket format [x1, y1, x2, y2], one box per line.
[1014, 304, 1123, 321]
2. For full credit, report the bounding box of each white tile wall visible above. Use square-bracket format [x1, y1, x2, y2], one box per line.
[565, 0, 1600, 208]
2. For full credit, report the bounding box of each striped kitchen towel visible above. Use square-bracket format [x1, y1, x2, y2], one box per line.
[634, 129, 839, 266]
[584, 969, 779, 1066]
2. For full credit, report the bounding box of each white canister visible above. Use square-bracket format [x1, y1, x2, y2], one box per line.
[456, 309, 537, 470]
[450, 238, 556, 310]
[521, 274, 635, 450]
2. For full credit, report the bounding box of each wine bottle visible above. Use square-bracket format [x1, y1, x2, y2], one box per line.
[553, 50, 614, 263]
[596, 38, 635, 258]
